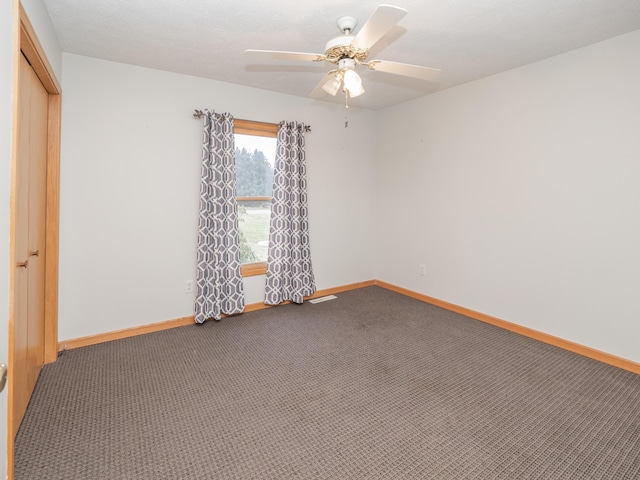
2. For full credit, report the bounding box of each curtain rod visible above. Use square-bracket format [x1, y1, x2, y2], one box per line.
[193, 110, 311, 132]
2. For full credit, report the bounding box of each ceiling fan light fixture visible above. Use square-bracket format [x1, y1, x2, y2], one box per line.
[322, 73, 343, 96]
[343, 68, 364, 97]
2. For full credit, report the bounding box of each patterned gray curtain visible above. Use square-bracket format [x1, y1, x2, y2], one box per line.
[195, 110, 244, 323]
[264, 121, 316, 305]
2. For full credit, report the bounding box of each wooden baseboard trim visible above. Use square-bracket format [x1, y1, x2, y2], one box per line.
[58, 280, 377, 352]
[59, 279, 637, 376]
[375, 280, 640, 375]
[58, 316, 196, 352]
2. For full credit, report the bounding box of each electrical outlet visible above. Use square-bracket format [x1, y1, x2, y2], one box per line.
[418, 264, 426, 276]
[185, 280, 194, 294]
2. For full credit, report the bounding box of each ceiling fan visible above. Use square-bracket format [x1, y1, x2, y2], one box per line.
[245, 4, 441, 101]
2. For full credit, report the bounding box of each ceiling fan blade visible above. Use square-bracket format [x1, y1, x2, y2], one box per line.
[351, 5, 408, 50]
[368, 60, 441, 81]
[245, 49, 325, 63]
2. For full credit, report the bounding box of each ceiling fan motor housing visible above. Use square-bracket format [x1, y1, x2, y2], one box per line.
[324, 35, 369, 63]
[324, 15, 369, 63]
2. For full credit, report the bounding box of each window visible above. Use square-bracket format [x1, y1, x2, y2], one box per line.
[234, 119, 278, 277]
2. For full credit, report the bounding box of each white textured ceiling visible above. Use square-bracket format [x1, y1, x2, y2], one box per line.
[43, 0, 640, 110]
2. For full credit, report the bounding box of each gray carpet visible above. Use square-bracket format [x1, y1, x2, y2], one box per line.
[15, 286, 640, 479]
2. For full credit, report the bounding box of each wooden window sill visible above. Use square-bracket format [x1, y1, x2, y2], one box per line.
[241, 262, 267, 277]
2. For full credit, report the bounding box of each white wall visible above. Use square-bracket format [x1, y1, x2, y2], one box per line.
[59, 53, 377, 341]
[58, 30, 640, 363]
[0, 0, 16, 475]
[376, 30, 640, 363]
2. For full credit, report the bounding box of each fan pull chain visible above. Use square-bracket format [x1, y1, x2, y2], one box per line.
[344, 91, 349, 128]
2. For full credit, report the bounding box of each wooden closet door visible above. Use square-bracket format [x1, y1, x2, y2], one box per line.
[26, 51, 48, 394]
[12, 53, 48, 437]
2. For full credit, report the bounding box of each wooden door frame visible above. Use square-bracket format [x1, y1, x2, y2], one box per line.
[8, 3, 61, 477]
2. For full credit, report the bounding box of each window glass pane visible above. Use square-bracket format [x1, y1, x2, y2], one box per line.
[237, 198, 271, 263]
[235, 134, 276, 197]
[235, 133, 276, 264]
